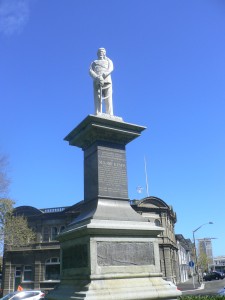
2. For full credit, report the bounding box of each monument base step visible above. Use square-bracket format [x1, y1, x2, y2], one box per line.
[46, 276, 181, 300]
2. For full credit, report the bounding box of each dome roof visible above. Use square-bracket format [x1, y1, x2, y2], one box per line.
[14, 205, 43, 217]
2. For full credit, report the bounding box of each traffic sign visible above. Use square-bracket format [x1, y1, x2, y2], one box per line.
[189, 261, 195, 267]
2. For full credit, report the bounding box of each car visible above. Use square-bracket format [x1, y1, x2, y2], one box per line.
[0, 290, 45, 300]
[203, 271, 225, 281]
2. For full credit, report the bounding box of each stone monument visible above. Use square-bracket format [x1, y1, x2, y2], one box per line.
[46, 49, 181, 300]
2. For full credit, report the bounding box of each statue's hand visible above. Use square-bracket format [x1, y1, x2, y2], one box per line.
[95, 76, 104, 86]
[99, 76, 104, 86]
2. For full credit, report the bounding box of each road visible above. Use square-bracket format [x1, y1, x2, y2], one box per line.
[183, 279, 225, 296]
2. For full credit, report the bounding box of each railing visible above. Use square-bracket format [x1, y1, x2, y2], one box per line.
[5, 241, 59, 251]
[40, 207, 66, 213]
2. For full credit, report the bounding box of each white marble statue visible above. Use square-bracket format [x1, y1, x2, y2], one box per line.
[89, 48, 114, 115]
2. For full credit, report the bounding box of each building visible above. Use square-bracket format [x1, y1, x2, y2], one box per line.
[2, 202, 83, 295]
[175, 234, 193, 282]
[3, 196, 190, 294]
[214, 256, 225, 273]
[131, 196, 180, 283]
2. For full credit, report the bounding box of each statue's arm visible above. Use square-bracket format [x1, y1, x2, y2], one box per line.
[103, 58, 114, 79]
[89, 62, 98, 79]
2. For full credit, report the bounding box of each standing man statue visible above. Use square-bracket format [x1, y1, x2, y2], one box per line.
[89, 48, 114, 116]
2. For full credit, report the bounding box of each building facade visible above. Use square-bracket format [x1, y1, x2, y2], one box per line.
[3, 196, 191, 294]
[131, 196, 180, 283]
[214, 256, 225, 273]
[2, 203, 83, 295]
[175, 234, 193, 282]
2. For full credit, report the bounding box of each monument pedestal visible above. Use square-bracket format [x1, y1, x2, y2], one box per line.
[47, 115, 181, 300]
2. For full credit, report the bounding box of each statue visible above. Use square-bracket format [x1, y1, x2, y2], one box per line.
[89, 48, 114, 115]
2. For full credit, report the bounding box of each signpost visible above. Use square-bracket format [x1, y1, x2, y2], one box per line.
[189, 261, 195, 288]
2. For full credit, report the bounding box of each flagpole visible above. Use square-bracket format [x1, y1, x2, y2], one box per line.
[144, 156, 149, 197]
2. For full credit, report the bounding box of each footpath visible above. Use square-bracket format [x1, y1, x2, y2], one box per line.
[177, 277, 204, 293]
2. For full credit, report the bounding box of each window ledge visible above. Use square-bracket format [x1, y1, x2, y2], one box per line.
[40, 280, 60, 283]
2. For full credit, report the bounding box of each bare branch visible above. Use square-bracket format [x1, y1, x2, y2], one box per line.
[0, 154, 10, 196]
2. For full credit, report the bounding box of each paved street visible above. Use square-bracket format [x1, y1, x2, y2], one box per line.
[177, 278, 225, 296]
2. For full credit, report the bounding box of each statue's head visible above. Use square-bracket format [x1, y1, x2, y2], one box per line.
[97, 48, 106, 59]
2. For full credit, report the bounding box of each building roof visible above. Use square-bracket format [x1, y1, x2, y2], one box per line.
[131, 196, 177, 222]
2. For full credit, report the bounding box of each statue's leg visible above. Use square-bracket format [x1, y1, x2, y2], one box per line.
[94, 84, 101, 115]
[105, 85, 113, 115]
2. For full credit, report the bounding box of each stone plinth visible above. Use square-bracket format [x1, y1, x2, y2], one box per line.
[64, 115, 147, 225]
[46, 115, 181, 300]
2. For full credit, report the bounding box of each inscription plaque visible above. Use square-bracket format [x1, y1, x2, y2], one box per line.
[97, 242, 155, 266]
[98, 147, 128, 198]
[62, 244, 88, 269]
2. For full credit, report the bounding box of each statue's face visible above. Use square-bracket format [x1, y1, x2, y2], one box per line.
[97, 49, 106, 59]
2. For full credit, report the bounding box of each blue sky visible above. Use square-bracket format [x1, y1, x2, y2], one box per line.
[0, 0, 225, 256]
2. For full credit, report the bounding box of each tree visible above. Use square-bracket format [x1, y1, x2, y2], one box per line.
[0, 154, 35, 252]
[0, 199, 35, 250]
[4, 212, 35, 247]
[0, 155, 10, 196]
[198, 252, 210, 273]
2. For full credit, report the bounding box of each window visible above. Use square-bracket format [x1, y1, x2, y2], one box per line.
[51, 227, 58, 240]
[15, 266, 21, 278]
[42, 225, 66, 242]
[23, 265, 32, 281]
[43, 227, 50, 242]
[14, 267, 22, 292]
[155, 219, 161, 227]
[45, 258, 60, 280]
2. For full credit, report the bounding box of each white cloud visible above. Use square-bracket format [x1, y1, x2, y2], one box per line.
[0, 0, 31, 36]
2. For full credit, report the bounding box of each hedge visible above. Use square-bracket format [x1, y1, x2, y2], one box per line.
[179, 297, 225, 300]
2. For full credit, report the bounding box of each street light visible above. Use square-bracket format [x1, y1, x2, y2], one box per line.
[193, 222, 213, 251]
[192, 222, 213, 281]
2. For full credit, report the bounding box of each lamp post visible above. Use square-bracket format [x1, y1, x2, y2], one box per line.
[192, 222, 213, 283]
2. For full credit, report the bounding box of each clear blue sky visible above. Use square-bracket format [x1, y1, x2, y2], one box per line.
[0, 0, 224, 256]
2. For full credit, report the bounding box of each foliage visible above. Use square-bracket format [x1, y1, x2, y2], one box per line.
[0, 198, 15, 244]
[198, 252, 211, 273]
[180, 297, 225, 300]
[0, 155, 10, 196]
[0, 154, 35, 250]
[4, 213, 35, 246]
[0, 198, 35, 249]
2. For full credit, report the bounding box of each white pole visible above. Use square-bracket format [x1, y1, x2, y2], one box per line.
[192, 267, 195, 289]
[144, 156, 149, 197]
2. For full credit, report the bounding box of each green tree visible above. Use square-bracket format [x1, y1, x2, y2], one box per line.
[0, 154, 35, 251]
[197, 242, 211, 273]
[4, 212, 35, 247]
[198, 252, 210, 273]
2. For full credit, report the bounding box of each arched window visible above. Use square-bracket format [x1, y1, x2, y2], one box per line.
[45, 257, 60, 280]
[51, 227, 58, 240]
[154, 219, 161, 227]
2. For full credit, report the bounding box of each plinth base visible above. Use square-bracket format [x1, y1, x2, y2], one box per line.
[46, 219, 181, 300]
[47, 276, 180, 300]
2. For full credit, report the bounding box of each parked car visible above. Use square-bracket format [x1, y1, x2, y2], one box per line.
[0, 290, 45, 300]
[217, 286, 225, 295]
[203, 271, 225, 281]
